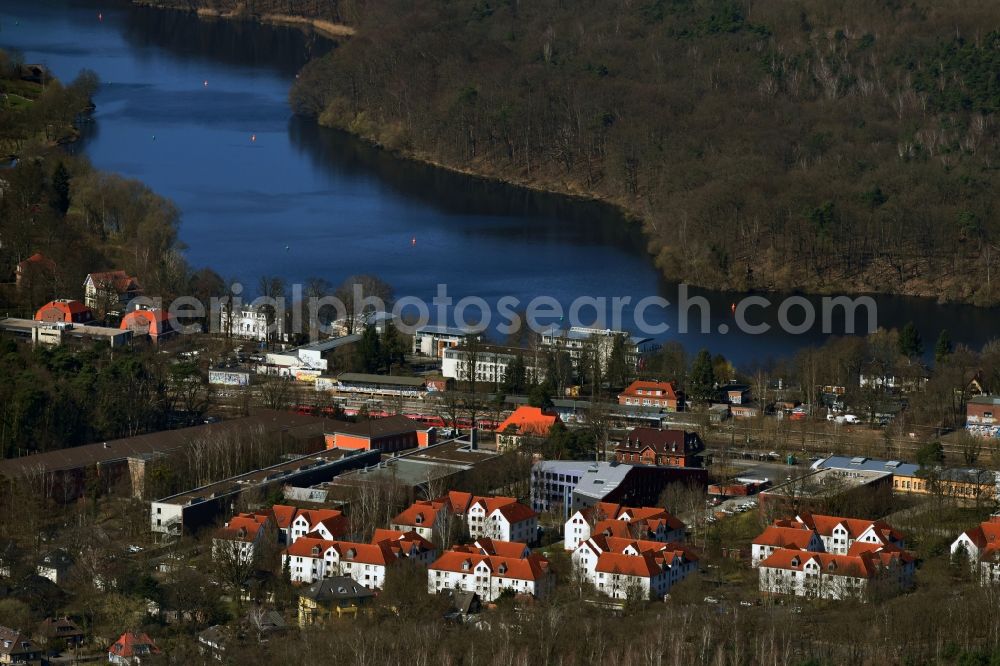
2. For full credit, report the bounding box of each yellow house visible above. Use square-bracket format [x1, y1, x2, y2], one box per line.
[892, 468, 998, 502]
[297, 576, 375, 627]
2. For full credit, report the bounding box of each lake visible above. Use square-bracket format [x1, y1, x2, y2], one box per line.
[2, 0, 997, 366]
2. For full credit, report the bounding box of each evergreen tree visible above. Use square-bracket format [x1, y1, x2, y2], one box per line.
[360, 323, 382, 373]
[51, 161, 70, 214]
[898, 322, 924, 359]
[606, 333, 630, 389]
[934, 329, 953, 365]
[379, 322, 406, 371]
[688, 348, 716, 404]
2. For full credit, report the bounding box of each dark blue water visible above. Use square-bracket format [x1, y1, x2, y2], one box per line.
[2, 0, 997, 366]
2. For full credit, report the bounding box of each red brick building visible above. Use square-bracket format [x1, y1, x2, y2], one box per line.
[614, 427, 703, 468]
[618, 380, 683, 411]
[967, 395, 1000, 426]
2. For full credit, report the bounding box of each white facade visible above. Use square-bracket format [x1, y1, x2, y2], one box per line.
[150, 501, 184, 535]
[283, 544, 388, 589]
[467, 503, 537, 543]
[212, 536, 258, 567]
[565, 511, 593, 551]
[571, 538, 698, 601]
[759, 558, 869, 600]
[413, 325, 469, 358]
[220, 306, 283, 342]
[427, 556, 550, 602]
[442, 346, 545, 384]
[751, 534, 823, 567]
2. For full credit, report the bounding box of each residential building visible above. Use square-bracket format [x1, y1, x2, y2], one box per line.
[283, 537, 397, 587]
[0, 626, 41, 666]
[263, 334, 361, 377]
[412, 324, 472, 358]
[288, 508, 349, 543]
[531, 460, 708, 521]
[572, 535, 698, 601]
[442, 344, 545, 385]
[39, 617, 84, 649]
[370, 529, 438, 566]
[751, 524, 824, 567]
[951, 517, 1000, 584]
[219, 305, 283, 342]
[791, 513, 905, 555]
[540, 326, 653, 372]
[107, 632, 159, 665]
[495, 406, 560, 451]
[758, 545, 914, 600]
[324, 415, 433, 453]
[723, 384, 752, 404]
[34, 299, 93, 324]
[298, 576, 376, 625]
[564, 503, 686, 551]
[120, 307, 177, 342]
[427, 547, 552, 602]
[390, 499, 453, 543]
[618, 380, 682, 411]
[212, 512, 273, 566]
[614, 427, 704, 468]
[36, 549, 73, 585]
[467, 498, 538, 543]
[83, 270, 141, 315]
[15, 252, 55, 289]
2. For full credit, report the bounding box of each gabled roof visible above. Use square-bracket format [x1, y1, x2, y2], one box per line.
[474, 538, 529, 558]
[619, 428, 700, 455]
[270, 505, 298, 529]
[753, 525, 817, 550]
[17, 253, 55, 271]
[620, 380, 679, 399]
[294, 508, 348, 536]
[108, 631, 160, 658]
[492, 502, 538, 523]
[758, 548, 877, 578]
[496, 406, 560, 437]
[391, 500, 447, 528]
[331, 540, 397, 566]
[216, 512, 269, 542]
[86, 270, 140, 294]
[372, 528, 435, 554]
[0, 626, 38, 657]
[429, 549, 549, 581]
[594, 551, 664, 577]
[284, 536, 334, 558]
[959, 517, 1000, 554]
[797, 513, 901, 541]
[442, 491, 474, 514]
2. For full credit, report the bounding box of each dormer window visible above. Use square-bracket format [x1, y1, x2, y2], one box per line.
[311, 546, 320, 556]
[827, 561, 837, 571]
[498, 563, 508, 574]
[791, 557, 800, 567]
[462, 560, 471, 571]
[346, 548, 356, 558]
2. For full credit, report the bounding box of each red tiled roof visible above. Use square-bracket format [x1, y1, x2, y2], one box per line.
[442, 491, 473, 514]
[284, 536, 334, 558]
[216, 512, 269, 542]
[496, 406, 559, 437]
[392, 500, 446, 528]
[372, 528, 435, 553]
[429, 549, 548, 581]
[594, 551, 663, 577]
[17, 253, 55, 271]
[270, 505, 298, 529]
[620, 380, 679, 400]
[475, 538, 529, 558]
[753, 525, 817, 550]
[332, 540, 397, 566]
[758, 548, 877, 578]
[493, 502, 538, 523]
[296, 508, 347, 534]
[108, 632, 160, 658]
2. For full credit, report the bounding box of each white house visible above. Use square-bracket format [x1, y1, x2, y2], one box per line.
[794, 513, 905, 555]
[220, 305, 283, 342]
[390, 499, 453, 543]
[283, 538, 396, 588]
[427, 548, 552, 602]
[288, 509, 349, 543]
[571, 535, 698, 601]
[467, 498, 538, 543]
[751, 524, 824, 567]
[563, 504, 686, 551]
[951, 517, 1000, 583]
[212, 513, 272, 567]
[442, 344, 545, 384]
[412, 325, 472, 358]
[758, 544, 914, 600]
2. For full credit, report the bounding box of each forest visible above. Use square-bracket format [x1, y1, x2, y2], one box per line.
[249, 0, 1000, 305]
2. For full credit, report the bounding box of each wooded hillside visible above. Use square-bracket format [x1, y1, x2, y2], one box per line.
[281, 0, 1000, 304]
